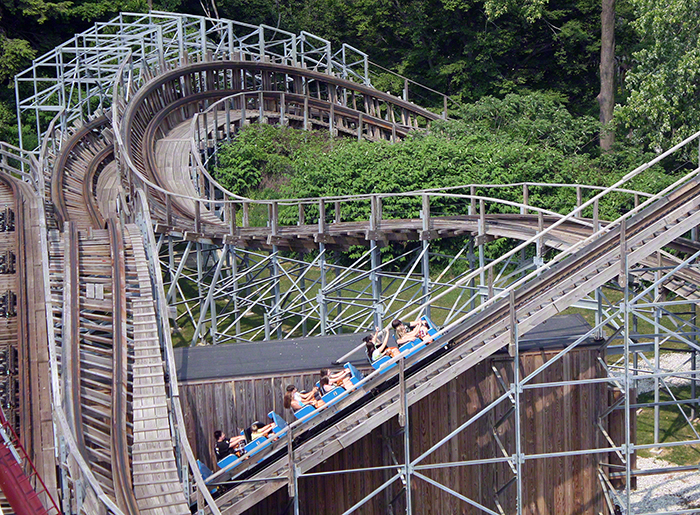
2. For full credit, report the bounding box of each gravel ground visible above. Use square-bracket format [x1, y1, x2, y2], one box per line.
[612, 352, 700, 513]
[631, 352, 696, 394]
[616, 457, 700, 513]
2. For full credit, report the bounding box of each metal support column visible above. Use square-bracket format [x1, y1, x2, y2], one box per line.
[421, 240, 430, 320]
[692, 308, 698, 419]
[653, 266, 661, 446]
[272, 244, 281, 339]
[421, 195, 431, 318]
[319, 242, 327, 335]
[511, 291, 523, 515]
[300, 251, 307, 337]
[400, 358, 412, 515]
[468, 237, 477, 312]
[478, 199, 486, 290]
[622, 219, 632, 515]
[371, 240, 382, 330]
[287, 428, 299, 515]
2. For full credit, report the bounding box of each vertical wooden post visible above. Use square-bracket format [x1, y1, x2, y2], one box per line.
[470, 185, 476, 216]
[509, 290, 517, 357]
[334, 201, 341, 224]
[370, 195, 382, 231]
[593, 199, 599, 233]
[576, 186, 582, 218]
[536, 210, 544, 266]
[194, 201, 201, 234]
[258, 91, 264, 122]
[166, 195, 172, 226]
[318, 199, 326, 235]
[228, 202, 237, 235]
[280, 92, 286, 126]
[422, 194, 431, 232]
[270, 201, 278, 236]
[619, 218, 627, 287]
[287, 427, 298, 513]
[479, 199, 485, 235]
[242, 202, 250, 228]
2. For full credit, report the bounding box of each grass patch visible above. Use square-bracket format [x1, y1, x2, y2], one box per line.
[636, 385, 700, 465]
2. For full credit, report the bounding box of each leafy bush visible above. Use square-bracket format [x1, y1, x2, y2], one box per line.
[213, 92, 670, 266]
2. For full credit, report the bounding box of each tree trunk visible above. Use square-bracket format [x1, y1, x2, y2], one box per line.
[598, 0, 615, 151]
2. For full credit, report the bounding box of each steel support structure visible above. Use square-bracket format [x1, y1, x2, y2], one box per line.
[219, 251, 699, 515]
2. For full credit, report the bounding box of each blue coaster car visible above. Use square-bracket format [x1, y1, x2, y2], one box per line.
[293, 403, 316, 421]
[344, 362, 363, 385]
[368, 332, 399, 373]
[216, 437, 273, 470]
[197, 459, 218, 493]
[293, 363, 365, 421]
[292, 387, 344, 421]
[369, 316, 441, 370]
[216, 451, 242, 471]
[216, 421, 284, 471]
[268, 411, 288, 437]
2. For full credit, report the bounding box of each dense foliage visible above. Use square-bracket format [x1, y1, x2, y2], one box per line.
[2, 0, 698, 162]
[615, 0, 700, 151]
[215, 92, 672, 231]
[202, 0, 636, 116]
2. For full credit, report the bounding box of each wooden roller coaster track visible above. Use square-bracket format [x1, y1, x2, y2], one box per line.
[4, 11, 700, 515]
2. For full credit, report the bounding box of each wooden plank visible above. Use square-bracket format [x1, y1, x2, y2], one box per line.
[126, 225, 189, 514]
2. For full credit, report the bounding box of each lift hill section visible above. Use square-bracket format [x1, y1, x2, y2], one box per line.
[202, 172, 700, 513]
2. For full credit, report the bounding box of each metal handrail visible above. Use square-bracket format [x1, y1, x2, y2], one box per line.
[207, 131, 700, 486]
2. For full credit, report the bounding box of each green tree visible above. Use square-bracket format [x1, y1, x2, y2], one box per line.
[615, 0, 700, 152]
[208, 0, 623, 116]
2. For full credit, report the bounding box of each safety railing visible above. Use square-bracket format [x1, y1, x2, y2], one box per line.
[202, 129, 700, 492]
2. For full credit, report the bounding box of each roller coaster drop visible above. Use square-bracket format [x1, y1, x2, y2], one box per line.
[3, 10, 700, 515]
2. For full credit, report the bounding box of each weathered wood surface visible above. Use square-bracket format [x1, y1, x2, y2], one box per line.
[191, 347, 608, 515]
[48, 228, 119, 498]
[179, 368, 367, 471]
[50, 116, 112, 231]
[95, 160, 121, 221]
[14, 177, 59, 506]
[126, 224, 190, 514]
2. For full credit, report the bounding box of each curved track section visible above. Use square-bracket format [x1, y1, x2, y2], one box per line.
[51, 116, 114, 231]
[48, 222, 136, 509]
[47, 219, 189, 513]
[109, 55, 700, 515]
[108, 41, 700, 514]
[204, 167, 700, 514]
[114, 59, 441, 236]
[123, 223, 190, 515]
